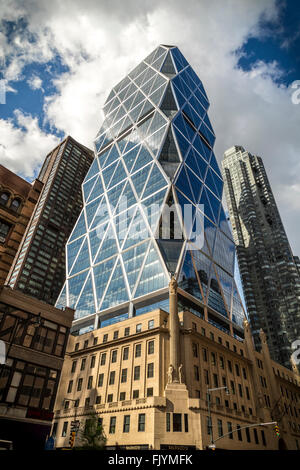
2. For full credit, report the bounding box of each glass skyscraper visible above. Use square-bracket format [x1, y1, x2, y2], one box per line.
[56, 45, 245, 338]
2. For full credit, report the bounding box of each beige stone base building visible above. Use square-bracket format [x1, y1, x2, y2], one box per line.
[52, 283, 300, 450]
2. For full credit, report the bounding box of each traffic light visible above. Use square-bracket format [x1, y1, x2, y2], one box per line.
[69, 431, 76, 447]
[274, 424, 280, 438]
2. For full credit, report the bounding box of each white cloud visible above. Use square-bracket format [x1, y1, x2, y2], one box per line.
[27, 74, 43, 91]
[0, 0, 300, 255]
[0, 110, 60, 178]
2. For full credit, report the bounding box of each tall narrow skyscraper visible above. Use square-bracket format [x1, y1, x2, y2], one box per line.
[222, 146, 300, 368]
[7, 136, 94, 304]
[57, 45, 246, 340]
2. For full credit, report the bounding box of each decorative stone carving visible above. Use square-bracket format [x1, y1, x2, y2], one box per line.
[178, 364, 184, 384]
[169, 276, 177, 295]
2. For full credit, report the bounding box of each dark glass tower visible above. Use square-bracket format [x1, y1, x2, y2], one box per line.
[7, 136, 94, 304]
[222, 146, 300, 368]
[57, 45, 246, 338]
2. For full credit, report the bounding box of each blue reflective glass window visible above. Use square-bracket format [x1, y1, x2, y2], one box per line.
[98, 148, 111, 169]
[67, 236, 85, 274]
[189, 95, 206, 120]
[123, 208, 151, 249]
[129, 101, 145, 123]
[109, 160, 127, 189]
[178, 250, 202, 301]
[145, 126, 167, 157]
[69, 210, 86, 242]
[114, 181, 136, 215]
[84, 157, 100, 182]
[185, 148, 200, 177]
[102, 160, 119, 188]
[209, 152, 222, 179]
[101, 260, 129, 310]
[141, 188, 167, 233]
[83, 175, 97, 202]
[142, 163, 167, 199]
[172, 84, 186, 109]
[139, 100, 154, 120]
[132, 145, 153, 173]
[90, 196, 110, 229]
[173, 126, 190, 159]
[147, 111, 167, 136]
[106, 183, 124, 215]
[122, 241, 150, 294]
[206, 188, 220, 223]
[151, 51, 168, 72]
[87, 176, 104, 202]
[85, 196, 103, 228]
[89, 224, 108, 261]
[93, 256, 117, 308]
[199, 188, 215, 224]
[203, 215, 217, 253]
[171, 49, 184, 73]
[194, 87, 209, 111]
[175, 166, 194, 203]
[135, 243, 167, 297]
[186, 166, 203, 204]
[56, 284, 67, 309]
[74, 274, 96, 320]
[123, 145, 140, 172]
[194, 149, 208, 180]
[213, 229, 235, 275]
[94, 224, 118, 265]
[70, 237, 90, 276]
[131, 163, 152, 198]
[68, 270, 89, 309]
[114, 207, 135, 248]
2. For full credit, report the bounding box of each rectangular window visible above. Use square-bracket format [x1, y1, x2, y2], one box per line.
[204, 370, 209, 385]
[237, 424, 242, 441]
[67, 380, 73, 393]
[202, 348, 207, 362]
[100, 353, 106, 365]
[96, 396, 101, 404]
[206, 416, 212, 435]
[113, 331, 119, 340]
[90, 356, 96, 368]
[230, 380, 235, 394]
[71, 361, 77, 373]
[166, 412, 171, 432]
[81, 358, 86, 371]
[135, 344, 141, 358]
[138, 413, 145, 432]
[173, 413, 182, 432]
[84, 340, 88, 349]
[133, 390, 139, 399]
[123, 347, 129, 360]
[194, 366, 200, 381]
[220, 356, 224, 369]
[147, 387, 153, 397]
[98, 373, 104, 387]
[238, 383, 243, 397]
[235, 364, 240, 376]
[192, 343, 198, 358]
[77, 378, 83, 391]
[217, 419, 223, 438]
[107, 394, 113, 403]
[243, 368, 247, 379]
[246, 386, 250, 400]
[120, 392, 126, 401]
[85, 397, 90, 408]
[253, 428, 259, 444]
[213, 374, 218, 388]
[103, 334, 108, 343]
[87, 376, 93, 389]
[134, 366, 140, 380]
[211, 352, 216, 366]
[148, 341, 154, 354]
[123, 415, 130, 433]
[109, 417, 116, 434]
[246, 427, 251, 443]
[121, 369, 127, 383]
[136, 323, 142, 333]
[111, 350, 117, 363]
[124, 327, 130, 337]
[261, 430, 266, 446]
[147, 363, 154, 378]
[62, 421, 68, 437]
[228, 360, 232, 373]
[148, 319, 154, 329]
[109, 371, 115, 385]
[227, 422, 233, 439]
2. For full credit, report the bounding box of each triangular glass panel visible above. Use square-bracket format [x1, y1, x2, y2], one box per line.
[74, 273, 96, 320]
[87, 175, 104, 203]
[67, 236, 85, 274]
[193, 149, 208, 180]
[147, 111, 167, 137]
[213, 229, 235, 275]
[109, 159, 127, 189]
[175, 166, 194, 203]
[142, 163, 168, 199]
[93, 256, 117, 309]
[84, 157, 100, 182]
[123, 207, 151, 249]
[172, 84, 186, 109]
[157, 239, 184, 274]
[122, 241, 150, 295]
[132, 145, 153, 173]
[209, 152, 222, 179]
[158, 127, 181, 179]
[199, 188, 215, 224]
[175, 189, 195, 239]
[106, 183, 124, 216]
[203, 215, 217, 254]
[135, 242, 168, 297]
[151, 51, 168, 72]
[160, 52, 176, 76]
[114, 207, 136, 248]
[114, 180, 137, 215]
[97, 147, 111, 169]
[86, 196, 103, 228]
[206, 188, 220, 224]
[185, 148, 200, 176]
[100, 259, 129, 310]
[94, 223, 118, 265]
[69, 210, 87, 242]
[171, 48, 184, 73]
[219, 207, 233, 240]
[160, 83, 178, 117]
[145, 125, 167, 158]
[178, 249, 202, 301]
[102, 160, 119, 189]
[141, 188, 167, 233]
[185, 166, 202, 204]
[207, 266, 228, 318]
[68, 269, 89, 309]
[149, 84, 167, 107]
[131, 163, 152, 199]
[123, 129, 140, 154]
[190, 249, 211, 299]
[83, 175, 97, 202]
[129, 101, 145, 123]
[205, 168, 222, 200]
[90, 196, 110, 229]
[88, 223, 108, 262]
[70, 237, 90, 276]
[173, 126, 190, 159]
[123, 145, 140, 173]
[139, 100, 154, 120]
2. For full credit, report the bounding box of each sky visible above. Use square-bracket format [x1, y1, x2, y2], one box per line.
[0, 0, 300, 258]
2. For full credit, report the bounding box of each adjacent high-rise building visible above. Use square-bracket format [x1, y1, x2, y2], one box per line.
[6, 136, 94, 305]
[0, 165, 42, 286]
[222, 146, 300, 368]
[56, 45, 245, 342]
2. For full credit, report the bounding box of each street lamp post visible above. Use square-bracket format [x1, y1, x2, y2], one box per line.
[206, 386, 229, 449]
